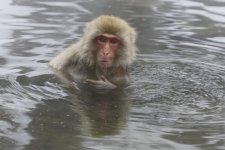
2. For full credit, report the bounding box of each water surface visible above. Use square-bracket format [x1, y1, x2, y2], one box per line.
[1, 0, 225, 150]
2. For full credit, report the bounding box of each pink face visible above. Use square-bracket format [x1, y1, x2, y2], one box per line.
[95, 33, 121, 68]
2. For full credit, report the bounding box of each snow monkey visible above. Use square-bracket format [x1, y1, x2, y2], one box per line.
[49, 15, 137, 89]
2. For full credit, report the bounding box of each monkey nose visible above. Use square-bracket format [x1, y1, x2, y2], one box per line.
[103, 52, 109, 56]
[103, 48, 110, 55]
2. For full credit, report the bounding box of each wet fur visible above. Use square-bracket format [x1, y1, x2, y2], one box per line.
[49, 15, 137, 71]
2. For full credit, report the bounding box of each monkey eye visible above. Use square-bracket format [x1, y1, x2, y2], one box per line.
[96, 36, 107, 43]
[95, 35, 121, 46]
[110, 38, 120, 45]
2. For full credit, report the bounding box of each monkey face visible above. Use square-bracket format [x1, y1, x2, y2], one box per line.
[95, 34, 122, 68]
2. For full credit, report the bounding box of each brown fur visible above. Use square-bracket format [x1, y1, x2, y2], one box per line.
[49, 16, 138, 88]
[49, 15, 137, 71]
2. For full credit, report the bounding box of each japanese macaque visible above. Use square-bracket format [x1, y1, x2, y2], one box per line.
[49, 15, 137, 89]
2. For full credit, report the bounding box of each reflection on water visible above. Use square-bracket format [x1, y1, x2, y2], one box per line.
[1, 0, 225, 150]
[75, 90, 128, 137]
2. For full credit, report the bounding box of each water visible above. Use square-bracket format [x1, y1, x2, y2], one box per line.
[1, 0, 225, 149]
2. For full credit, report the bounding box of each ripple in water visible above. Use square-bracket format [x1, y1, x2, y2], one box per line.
[0, 0, 225, 150]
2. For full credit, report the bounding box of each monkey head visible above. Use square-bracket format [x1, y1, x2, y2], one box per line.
[79, 15, 137, 69]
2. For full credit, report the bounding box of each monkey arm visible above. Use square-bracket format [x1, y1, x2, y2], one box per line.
[49, 43, 79, 70]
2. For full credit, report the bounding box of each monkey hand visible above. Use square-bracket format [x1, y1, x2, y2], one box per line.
[85, 75, 117, 90]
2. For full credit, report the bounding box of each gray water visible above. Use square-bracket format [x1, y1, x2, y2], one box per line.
[1, 0, 225, 150]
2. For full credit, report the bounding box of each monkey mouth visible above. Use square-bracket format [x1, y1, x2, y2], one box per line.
[99, 60, 112, 67]
[100, 60, 109, 65]
[100, 60, 108, 63]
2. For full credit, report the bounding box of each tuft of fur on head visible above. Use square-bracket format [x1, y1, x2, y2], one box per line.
[73, 15, 137, 69]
